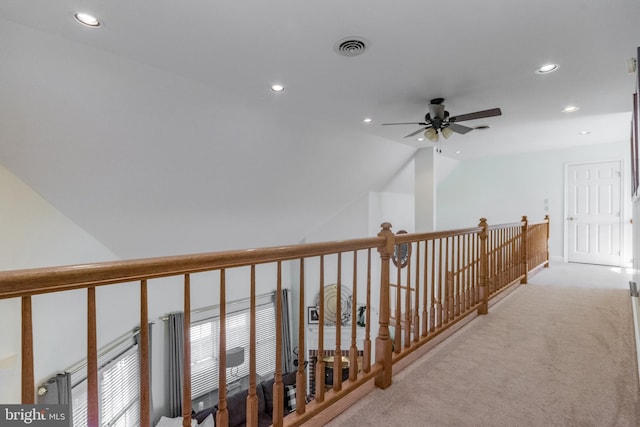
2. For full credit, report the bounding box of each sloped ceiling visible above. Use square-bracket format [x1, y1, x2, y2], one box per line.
[0, 0, 638, 259]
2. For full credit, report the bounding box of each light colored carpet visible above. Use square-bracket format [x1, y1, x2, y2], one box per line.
[325, 263, 640, 427]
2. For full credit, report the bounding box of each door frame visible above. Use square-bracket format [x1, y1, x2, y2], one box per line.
[563, 159, 624, 266]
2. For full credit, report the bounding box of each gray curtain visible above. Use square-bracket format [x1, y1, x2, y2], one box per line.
[279, 290, 295, 373]
[37, 372, 72, 404]
[167, 312, 184, 417]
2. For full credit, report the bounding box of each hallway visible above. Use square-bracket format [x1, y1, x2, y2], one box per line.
[325, 262, 640, 427]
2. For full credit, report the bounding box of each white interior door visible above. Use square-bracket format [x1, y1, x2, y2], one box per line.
[566, 161, 622, 266]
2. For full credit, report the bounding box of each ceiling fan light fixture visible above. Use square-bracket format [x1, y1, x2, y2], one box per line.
[537, 64, 559, 74]
[441, 127, 453, 139]
[424, 128, 438, 142]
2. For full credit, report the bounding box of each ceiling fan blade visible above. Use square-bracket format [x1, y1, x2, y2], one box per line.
[403, 126, 430, 138]
[448, 123, 474, 134]
[381, 122, 428, 126]
[450, 108, 502, 122]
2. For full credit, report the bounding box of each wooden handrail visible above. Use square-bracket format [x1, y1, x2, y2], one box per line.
[0, 237, 384, 299]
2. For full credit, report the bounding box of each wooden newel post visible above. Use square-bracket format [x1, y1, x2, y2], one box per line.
[375, 222, 394, 389]
[521, 216, 528, 284]
[477, 218, 489, 315]
[544, 215, 550, 267]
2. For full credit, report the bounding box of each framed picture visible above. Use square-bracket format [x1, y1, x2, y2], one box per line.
[307, 306, 319, 324]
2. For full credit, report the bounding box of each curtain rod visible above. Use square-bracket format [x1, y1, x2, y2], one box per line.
[65, 325, 146, 376]
[159, 290, 281, 321]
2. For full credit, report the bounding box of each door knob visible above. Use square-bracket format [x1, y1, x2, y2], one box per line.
[567, 217, 575, 221]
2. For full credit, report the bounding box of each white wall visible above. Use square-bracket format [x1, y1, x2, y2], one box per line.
[0, 164, 118, 403]
[437, 141, 632, 263]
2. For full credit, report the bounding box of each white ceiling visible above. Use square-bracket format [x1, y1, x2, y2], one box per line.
[1, 0, 639, 259]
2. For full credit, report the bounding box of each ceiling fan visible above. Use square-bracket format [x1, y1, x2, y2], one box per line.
[382, 98, 502, 146]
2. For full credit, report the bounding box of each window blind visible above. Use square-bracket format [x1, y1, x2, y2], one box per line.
[71, 345, 140, 427]
[100, 345, 140, 426]
[69, 327, 149, 427]
[190, 302, 277, 399]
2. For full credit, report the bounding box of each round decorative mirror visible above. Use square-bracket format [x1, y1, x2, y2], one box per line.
[392, 230, 411, 268]
[313, 284, 353, 326]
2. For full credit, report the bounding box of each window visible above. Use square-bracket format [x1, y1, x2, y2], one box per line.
[100, 346, 140, 426]
[70, 329, 149, 427]
[190, 300, 277, 399]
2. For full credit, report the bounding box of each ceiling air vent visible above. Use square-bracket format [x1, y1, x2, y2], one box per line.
[335, 37, 368, 57]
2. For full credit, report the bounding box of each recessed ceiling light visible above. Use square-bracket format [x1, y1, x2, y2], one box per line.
[362, 117, 373, 124]
[578, 131, 591, 135]
[455, 151, 462, 154]
[270, 84, 284, 93]
[562, 105, 580, 113]
[417, 137, 425, 142]
[537, 64, 559, 74]
[74, 12, 101, 27]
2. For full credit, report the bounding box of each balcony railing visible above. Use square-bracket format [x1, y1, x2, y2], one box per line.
[0, 215, 549, 427]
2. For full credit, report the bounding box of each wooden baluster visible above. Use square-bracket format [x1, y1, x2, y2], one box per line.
[478, 219, 489, 315]
[273, 262, 284, 426]
[460, 236, 464, 313]
[455, 235, 461, 317]
[140, 280, 150, 427]
[544, 215, 550, 267]
[492, 229, 497, 292]
[296, 259, 306, 414]
[375, 222, 394, 389]
[465, 234, 471, 311]
[394, 250, 401, 353]
[316, 256, 326, 401]
[87, 287, 99, 427]
[414, 242, 422, 342]
[505, 228, 509, 284]
[497, 229, 503, 289]
[444, 237, 450, 323]
[429, 240, 436, 333]
[247, 266, 258, 427]
[363, 249, 372, 373]
[437, 239, 443, 329]
[404, 245, 411, 348]
[505, 228, 510, 284]
[21, 296, 34, 404]
[349, 251, 358, 381]
[182, 275, 192, 427]
[446, 272, 454, 322]
[421, 240, 429, 338]
[217, 270, 228, 427]
[473, 233, 479, 305]
[512, 226, 517, 281]
[334, 253, 343, 390]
